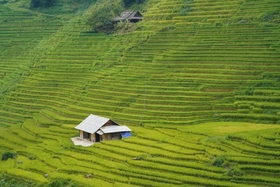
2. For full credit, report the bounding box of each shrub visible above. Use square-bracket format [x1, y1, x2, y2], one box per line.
[221, 161, 231, 169]
[30, 0, 40, 7]
[212, 156, 225, 167]
[0, 175, 39, 187]
[30, 0, 55, 8]
[123, 0, 145, 7]
[87, 0, 123, 31]
[160, 25, 176, 32]
[114, 20, 136, 34]
[0, 0, 7, 5]
[46, 178, 83, 187]
[47, 179, 64, 187]
[2, 152, 17, 161]
[226, 167, 243, 177]
[178, 6, 192, 16]
[115, 20, 130, 30]
[28, 154, 37, 160]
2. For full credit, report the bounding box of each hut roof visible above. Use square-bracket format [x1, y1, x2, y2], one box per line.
[75, 114, 130, 134]
[100, 125, 131, 134]
[75, 114, 110, 134]
[113, 11, 143, 22]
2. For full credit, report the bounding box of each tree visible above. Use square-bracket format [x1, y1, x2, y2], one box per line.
[2, 152, 17, 161]
[30, 0, 55, 8]
[45, 0, 55, 7]
[90, 7, 114, 29]
[30, 0, 41, 7]
[87, 1, 123, 31]
[123, 0, 145, 7]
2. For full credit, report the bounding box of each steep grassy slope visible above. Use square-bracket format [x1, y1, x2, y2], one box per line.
[0, 0, 280, 186]
[1, 0, 279, 127]
[1, 0, 280, 126]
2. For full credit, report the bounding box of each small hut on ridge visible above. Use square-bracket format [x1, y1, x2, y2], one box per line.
[113, 11, 143, 24]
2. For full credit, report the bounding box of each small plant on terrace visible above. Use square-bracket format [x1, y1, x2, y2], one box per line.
[28, 154, 37, 160]
[225, 167, 244, 177]
[1, 152, 17, 161]
[212, 156, 225, 167]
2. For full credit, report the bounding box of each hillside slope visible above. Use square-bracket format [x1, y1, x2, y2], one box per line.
[0, 0, 279, 127]
[0, 0, 280, 186]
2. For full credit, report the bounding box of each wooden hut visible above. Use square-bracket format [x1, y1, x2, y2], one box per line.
[75, 114, 132, 142]
[113, 11, 143, 24]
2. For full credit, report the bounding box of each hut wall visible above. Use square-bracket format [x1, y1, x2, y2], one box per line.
[103, 121, 113, 126]
[91, 134, 95, 142]
[103, 133, 121, 140]
[79, 130, 83, 138]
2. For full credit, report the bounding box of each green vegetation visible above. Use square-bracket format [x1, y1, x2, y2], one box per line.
[0, 0, 280, 186]
[30, 0, 56, 8]
[86, 0, 145, 32]
[212, 156, 225, 167]
[87, 0, 123, 31]
[0, 175, 84, 187]
[1, 152, 17, 161]
[123, 0, 145, 7]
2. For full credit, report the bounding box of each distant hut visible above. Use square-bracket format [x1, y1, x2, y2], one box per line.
[75, 114, 132, 142]
[113, 11, 143, 24]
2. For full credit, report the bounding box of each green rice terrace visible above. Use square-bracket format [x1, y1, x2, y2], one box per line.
[0, 0, 280, 186]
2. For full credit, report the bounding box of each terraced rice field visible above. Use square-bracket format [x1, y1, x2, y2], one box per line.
[0, 0, 280, 186]
[0, 121, 279, 186]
